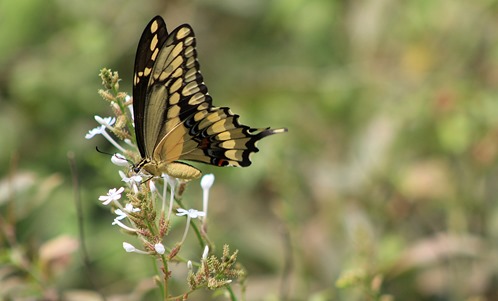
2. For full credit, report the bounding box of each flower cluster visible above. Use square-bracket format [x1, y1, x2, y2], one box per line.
[85, 69, 244, 298]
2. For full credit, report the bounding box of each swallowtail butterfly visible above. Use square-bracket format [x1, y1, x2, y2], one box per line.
[132, 16, 287, 179]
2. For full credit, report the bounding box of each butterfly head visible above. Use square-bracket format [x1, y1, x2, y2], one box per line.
[132, 158, 149, 174]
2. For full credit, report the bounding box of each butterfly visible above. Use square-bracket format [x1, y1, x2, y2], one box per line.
[132, 16, 287, 180]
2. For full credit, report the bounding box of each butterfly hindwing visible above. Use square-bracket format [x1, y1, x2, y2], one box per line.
[132, 16, 287, 178]
[178, 106, 287, 167]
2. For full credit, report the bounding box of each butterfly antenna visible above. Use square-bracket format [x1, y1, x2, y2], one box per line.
[95, 146, 134, 165]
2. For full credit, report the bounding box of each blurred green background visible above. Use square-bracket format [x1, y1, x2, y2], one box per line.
[2, 0, 498, 300]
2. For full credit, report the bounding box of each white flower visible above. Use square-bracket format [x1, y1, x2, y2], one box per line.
[114, 203, 140, 221]
[176, 208, 206, 219]
[131, 183, 139, 194]
[123, 242, 136, 252]
[86, 116, 126, 153]
[85, 126, 104, 139]
[163, 173, 177, 219]
[114, 209, 127, 221]
[122, 242, 148, 254]
[154, 243, 165, 254]
[187, 260, 193, 271]
[124, 203, 140, 213]
[201, 174, 214, 222]
[119, 170, 142, 184]
[201, 174, 215, 190]
[95, 116, 116, 127]
[112, 218, 137, 232]
[202, 245, 209, 260]
[85, 115, 114, 140]
[112, 154, 129, 166]
[177, 208, 206, 244]
[99, 187, 125, 205]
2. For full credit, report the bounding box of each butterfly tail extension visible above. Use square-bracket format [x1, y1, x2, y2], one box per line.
[251, 127, 288, 140]
[235, 126, 288, 167]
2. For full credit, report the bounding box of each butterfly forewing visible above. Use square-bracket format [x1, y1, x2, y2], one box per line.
[132, 16, 287, 178]
[133, 16, 169, 158]
[146, 24, 212, 164]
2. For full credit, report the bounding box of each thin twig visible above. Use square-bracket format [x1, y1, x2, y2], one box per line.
[67, 151, 107, 301]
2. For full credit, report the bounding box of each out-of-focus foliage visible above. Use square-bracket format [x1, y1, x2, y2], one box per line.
[2, 0, 498, 300]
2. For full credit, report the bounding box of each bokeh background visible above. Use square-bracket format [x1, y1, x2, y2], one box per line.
[2, 0, 498, 300]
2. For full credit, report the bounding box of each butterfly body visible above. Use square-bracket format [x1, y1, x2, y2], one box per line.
[132, 16, 287, 179]
[134, 158, 201, 179]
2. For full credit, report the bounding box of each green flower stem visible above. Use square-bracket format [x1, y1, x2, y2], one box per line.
[226, 286, 237, 301]
[159, 253, 169, 300]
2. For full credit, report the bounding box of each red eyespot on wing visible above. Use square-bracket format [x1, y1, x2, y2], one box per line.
[217, 159, 228, 167]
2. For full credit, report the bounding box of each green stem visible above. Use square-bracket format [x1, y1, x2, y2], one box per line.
[110, 84, 136, 142]
[160, 254, 169, 300]
[226, 286, 238, 301]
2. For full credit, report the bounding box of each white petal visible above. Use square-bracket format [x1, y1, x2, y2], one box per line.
[123, 242, 136, 252]
[202, 245, 209, 260]
[112, 154, 129, 166]
[95, 116, 116, 126]
[85, 127, 104, 139]
[187, 209, 205, 218]
[176, 208, 189, 216]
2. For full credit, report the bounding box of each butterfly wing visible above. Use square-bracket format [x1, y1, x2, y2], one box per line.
[134, 16, 287, 173]
[174, 107, 287, 167]
[145, 23, 212, 164]
[133, 16, 169, 158]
